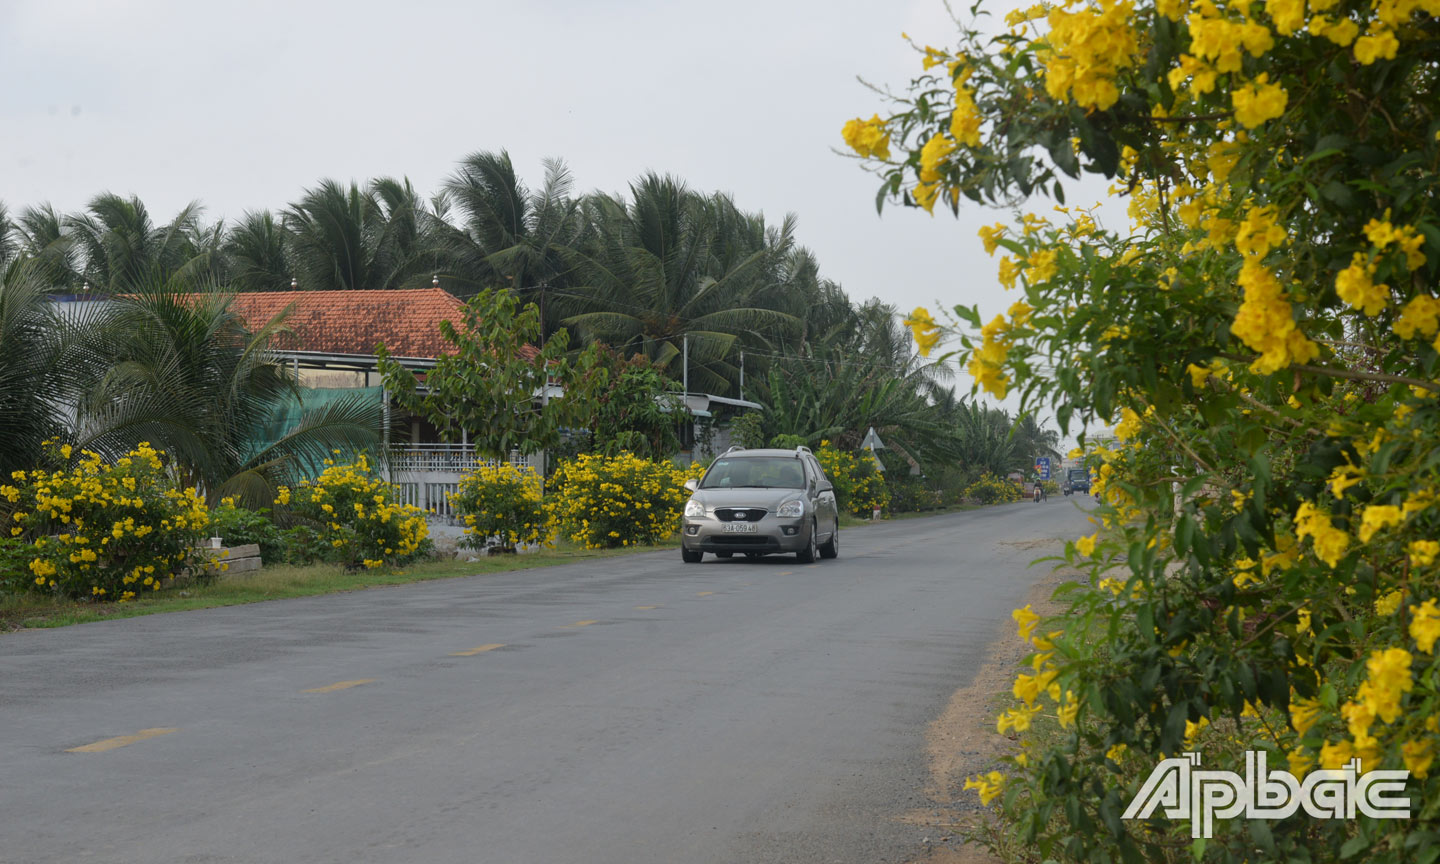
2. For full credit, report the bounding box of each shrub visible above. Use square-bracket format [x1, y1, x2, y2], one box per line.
[279, 525, 327, 565]
[961, 472, 1021, 506]
[729, 412, 766, 449]
[449, 462, 551, 552]
[209, 498, 283, 564]
[888, 474, 943, 514]
[1, 441, 216, 601]
[547, 452, 690, 549]
[767, 433, 807, 449]
[280, 453, 429, 569]
[816, 441, 890, 516]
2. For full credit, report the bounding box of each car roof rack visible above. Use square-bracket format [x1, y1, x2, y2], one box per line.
[723, 445, 745, 455]
[795, 446, 812, 457]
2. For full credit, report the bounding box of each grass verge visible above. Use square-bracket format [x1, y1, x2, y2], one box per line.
[1, 538, 679, 632]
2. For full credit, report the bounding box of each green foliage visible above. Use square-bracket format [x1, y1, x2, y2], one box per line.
[450, 462, 550, 552]
[887, 473, 944, 513]
[279, 525, 327, 566]
[378, 288, 601, 459]
[587, 349, 687, 458]
[767, 433, 806, 449]
[730, 412, 766, 448]
[547, 452, 694, 549]
[209, 499, 283, 564]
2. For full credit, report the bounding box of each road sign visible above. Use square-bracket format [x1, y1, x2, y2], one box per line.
[1035, 457, 1051, 480]
[860, 426, 886, 451]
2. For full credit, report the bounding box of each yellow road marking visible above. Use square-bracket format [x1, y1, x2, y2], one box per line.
[303, 678, 375, 693]
[777, 571, 793, 576]
[450, 643, 505, 656]
[67, 728, 177, 753]
[635, 605, 660, 610]
[563, 620, 599, 628]
[697, 591, 714, 596]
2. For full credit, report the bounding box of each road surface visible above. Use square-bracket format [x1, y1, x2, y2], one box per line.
[1, 499, 1092, 864]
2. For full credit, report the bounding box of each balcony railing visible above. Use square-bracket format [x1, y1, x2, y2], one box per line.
[391, 444, 530, 474]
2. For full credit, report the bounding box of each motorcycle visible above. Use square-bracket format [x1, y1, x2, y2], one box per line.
[1033, 484, 1046, 503]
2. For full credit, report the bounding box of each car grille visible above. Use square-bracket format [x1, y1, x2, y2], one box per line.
[715, 507, 767, 522]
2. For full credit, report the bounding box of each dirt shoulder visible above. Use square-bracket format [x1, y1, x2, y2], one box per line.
[901, 545, 1073, 864]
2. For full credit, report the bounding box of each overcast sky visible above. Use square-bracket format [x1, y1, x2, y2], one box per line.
[1, 0, 1112, 436]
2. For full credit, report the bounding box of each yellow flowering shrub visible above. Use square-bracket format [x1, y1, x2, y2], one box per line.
[282, 453, 429, 570]
[961, 472, 1023, 505]
[450, 461, 551, 552]
[546, 452, 691, 549]
[848, 0, 1440, 859]
[0, 441, 214, 601]
[815, 441, 890, 516]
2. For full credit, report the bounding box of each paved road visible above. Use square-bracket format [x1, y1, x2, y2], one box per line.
[1, 500, 1092, 864]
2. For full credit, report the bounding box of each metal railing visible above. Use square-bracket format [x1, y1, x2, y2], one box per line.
[391, 444, 531, 474]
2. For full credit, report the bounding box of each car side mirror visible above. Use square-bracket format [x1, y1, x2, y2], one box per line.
[818, 481, 833, 494]
[684, 478, 699, 493]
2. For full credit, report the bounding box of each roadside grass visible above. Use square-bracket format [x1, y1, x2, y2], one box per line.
[0, 537, 680, 632]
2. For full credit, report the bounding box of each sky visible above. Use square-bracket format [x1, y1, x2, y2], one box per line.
[0, 0, 1112, 437]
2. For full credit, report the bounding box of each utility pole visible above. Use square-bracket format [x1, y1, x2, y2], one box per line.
[739, 350, 745, 401]
[682, 335, 689, 396]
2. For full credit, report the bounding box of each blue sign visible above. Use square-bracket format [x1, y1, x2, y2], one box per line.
[1035, 457, 1051, 479]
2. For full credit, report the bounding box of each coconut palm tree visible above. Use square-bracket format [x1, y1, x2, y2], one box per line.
[75, 277, 388, 506]
[561, 174, 798, 394]
[282, 178, 438, 292]
[225, 210, 292, 292]
[65, 193, 210, 292]
[436, 150, 585, 337]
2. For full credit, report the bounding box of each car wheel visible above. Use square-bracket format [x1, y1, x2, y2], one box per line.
[797, 520, 819, 563]
[716, 551, 734, 559]
[819, 522, 839, 559]
[682, 547, 703, 564]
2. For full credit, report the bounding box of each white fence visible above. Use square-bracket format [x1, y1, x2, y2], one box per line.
[392, 445, 532, 519]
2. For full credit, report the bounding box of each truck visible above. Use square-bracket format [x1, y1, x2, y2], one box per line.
[1062, 468, 1090, 495]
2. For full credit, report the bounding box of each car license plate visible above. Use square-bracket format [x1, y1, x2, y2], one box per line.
[722, 522, 758, 534]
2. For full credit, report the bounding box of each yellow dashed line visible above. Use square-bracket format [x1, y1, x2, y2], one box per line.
[697, 591, 714, 597]
[777, 571, 794, 576]
[635, 605, 660, 610]
[563, 620, 599, 628]
[450, 643, 505, 656]
[303, 679, 375, 693]
[67, 728, 177, 753]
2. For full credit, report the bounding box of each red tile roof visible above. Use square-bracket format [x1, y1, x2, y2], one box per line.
[226, 288, 467, 358]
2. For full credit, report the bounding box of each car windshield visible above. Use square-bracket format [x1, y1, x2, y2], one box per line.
[700, 457, 806, 490]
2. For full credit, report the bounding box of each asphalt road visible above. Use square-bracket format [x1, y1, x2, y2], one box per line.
[1, 498, 1093, 864]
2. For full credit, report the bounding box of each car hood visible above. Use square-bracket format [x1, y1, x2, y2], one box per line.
[691, 487, 805, 509]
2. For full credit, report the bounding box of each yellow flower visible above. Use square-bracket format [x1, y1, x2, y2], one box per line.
[841, 114, 891, 160]
[1294, 501, 1349, 567]
[962, 771, 1005, 806]
[1357, 504, 1402, 544]
[1291, 696, 1320, 734]
[1231, 74, 1287, 128]
[1335, 254, 1390, 316]
[978, 223, 1007, 256]
[1404, 740, 1435, 778]
[902, 307, 943, 357]
[1411, 541, 1440, 567]
[1074, 533, 1097, 557]
[1410, 599, 1440, 653]
[1012, 604, 1041, 641]
[1354, 27, 1399, 65]
[1376, 589, 1405, 616]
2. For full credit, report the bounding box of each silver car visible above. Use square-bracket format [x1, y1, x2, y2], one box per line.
[680, 446, 840, 563]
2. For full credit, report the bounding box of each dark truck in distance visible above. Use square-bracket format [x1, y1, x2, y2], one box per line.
[1062, 468, 1090, 495]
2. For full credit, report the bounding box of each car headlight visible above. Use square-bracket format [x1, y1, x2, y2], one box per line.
[684, 498, 706, 518]
[777, 499, 805, 518]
